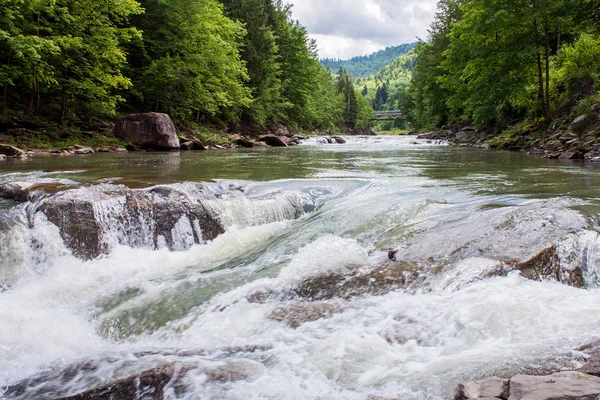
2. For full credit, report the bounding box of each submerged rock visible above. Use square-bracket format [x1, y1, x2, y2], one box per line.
[249, 262, 424, 303]
[270, 300, 345, 327]
[114, 113, 180, 150]
[36, 185, 226, 260]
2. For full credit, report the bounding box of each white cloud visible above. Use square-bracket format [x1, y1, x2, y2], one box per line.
[290, 0, 438, 59]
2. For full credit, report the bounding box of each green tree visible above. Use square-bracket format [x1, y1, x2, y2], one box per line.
[127, 0, 250, 123]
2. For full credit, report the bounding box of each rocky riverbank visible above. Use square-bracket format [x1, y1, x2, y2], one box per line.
[417, 102, 600, 161]
[0, 113, 367, 160]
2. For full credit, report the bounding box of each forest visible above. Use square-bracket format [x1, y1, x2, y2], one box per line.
[399, 0, 600, 133]
[0, 0, 372, 137]
[320, 43, 415, 78]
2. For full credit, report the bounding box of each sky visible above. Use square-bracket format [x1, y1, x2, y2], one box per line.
[291, 0, 439, 60]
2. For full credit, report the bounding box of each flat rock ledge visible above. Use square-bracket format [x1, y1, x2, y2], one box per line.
[455, 371, 600, 400]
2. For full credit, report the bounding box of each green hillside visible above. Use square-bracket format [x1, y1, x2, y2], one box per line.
[320, 43, 416, 77]
[355, 51, 417, 132]
[356, 51, 417, 111]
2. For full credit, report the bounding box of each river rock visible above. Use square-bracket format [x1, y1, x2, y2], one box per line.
[571, 114, 591, 133]
[0, 154, 6, 161]
[249, 262, 424, 303]
[332, 136, 346, 144]
[0, 144, 26, 158]
[508, 371, 600, 400]
[259, 135, 288, 147]
[558, 148, 584, 160]
[454, 378, 509, 400]
[36, 185, 226, 260]
[73, 145, 94, 155]
[0, 182, 36, 201]
[180, 141, 195, 150]
[270, 300, 345, 328]
[56, 364, 186, 400]
[113, 113, 180, 150]
[513, 245, 585, 287]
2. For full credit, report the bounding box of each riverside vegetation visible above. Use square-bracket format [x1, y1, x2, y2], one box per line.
[396, 0, 600, 156]
[0, 0, 372, 151]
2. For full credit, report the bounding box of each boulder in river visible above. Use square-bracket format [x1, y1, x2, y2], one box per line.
[113, 113, 180, 150]
[512, 245, 585, 288]
[0, 144, 26, 158]
[248, 262, 424, 303]
[559, 149, 585, 160]
[36, 185, 226, 260]
[259, 135, 288, 147]
[455, 371, 600, 400]
[454, 378, 509, 400]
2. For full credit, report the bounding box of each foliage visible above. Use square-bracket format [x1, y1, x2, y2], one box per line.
[402, 0, 599, 131]
[321, 43, 416, 77]
[126, 0, 250, 123]
[0, 0, 357, 132]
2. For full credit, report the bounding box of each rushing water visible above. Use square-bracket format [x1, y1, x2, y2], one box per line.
[2, 136, 600, 399]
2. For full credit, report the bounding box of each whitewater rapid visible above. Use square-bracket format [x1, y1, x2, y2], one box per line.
[1, 136, 600, 399]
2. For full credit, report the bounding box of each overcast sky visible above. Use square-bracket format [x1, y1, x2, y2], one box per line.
[291, 0, 439, 60]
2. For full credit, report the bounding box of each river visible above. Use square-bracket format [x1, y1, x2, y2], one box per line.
[1, 135, 600, 399]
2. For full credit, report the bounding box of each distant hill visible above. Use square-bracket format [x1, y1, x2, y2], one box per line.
[320, 43, 417, 78]
[356, 51, 417, 111]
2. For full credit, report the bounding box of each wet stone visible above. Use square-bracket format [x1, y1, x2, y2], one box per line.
[37, 185, 226, 260]
[513, 245, 585, 288]
[454, 378, 509, 400]
[270, 300, 345, 327]
[508, 371, 600, 400]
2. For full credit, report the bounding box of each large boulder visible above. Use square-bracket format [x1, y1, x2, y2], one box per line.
[571, 114, 591, 133]
[113, 113, 180, 150]
[509, 371, 600, 400]
[0, 144, 26, 158]
[259, 135, 288, 147]
[37, 185, 226, 260]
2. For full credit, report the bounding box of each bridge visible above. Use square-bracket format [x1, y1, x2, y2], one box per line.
[371, 110, 404, 121]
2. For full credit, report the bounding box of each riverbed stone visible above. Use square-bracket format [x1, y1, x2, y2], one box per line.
[332, 136, 347, 144]
[37, 185, 226, 260]
[0, 182, 36, 201]
[513, 245, 585, 287]
[113, 113, 180, 150]
[558, 148, 584, 160]
[270, 300, 345, 327]
[55, 364, 187, 400]
[0, 144, 26, 158]
[508, 371, 600, 400]
[259, 135, 288, 147]
[454, 378, 509, 400]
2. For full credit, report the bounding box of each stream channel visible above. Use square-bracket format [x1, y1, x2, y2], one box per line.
[2, 135, 600, 399]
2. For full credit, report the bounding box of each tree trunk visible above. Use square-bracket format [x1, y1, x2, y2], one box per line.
[544, 25, 551, 123]
[60, 86, 67, 125]
[2, 52, 10, 111]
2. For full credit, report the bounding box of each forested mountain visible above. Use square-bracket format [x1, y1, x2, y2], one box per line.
[321, 43, 416, 78]
[356, 52, 417, 111]
[400, 0, 600, 131]
[0, 0, 373, 135]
